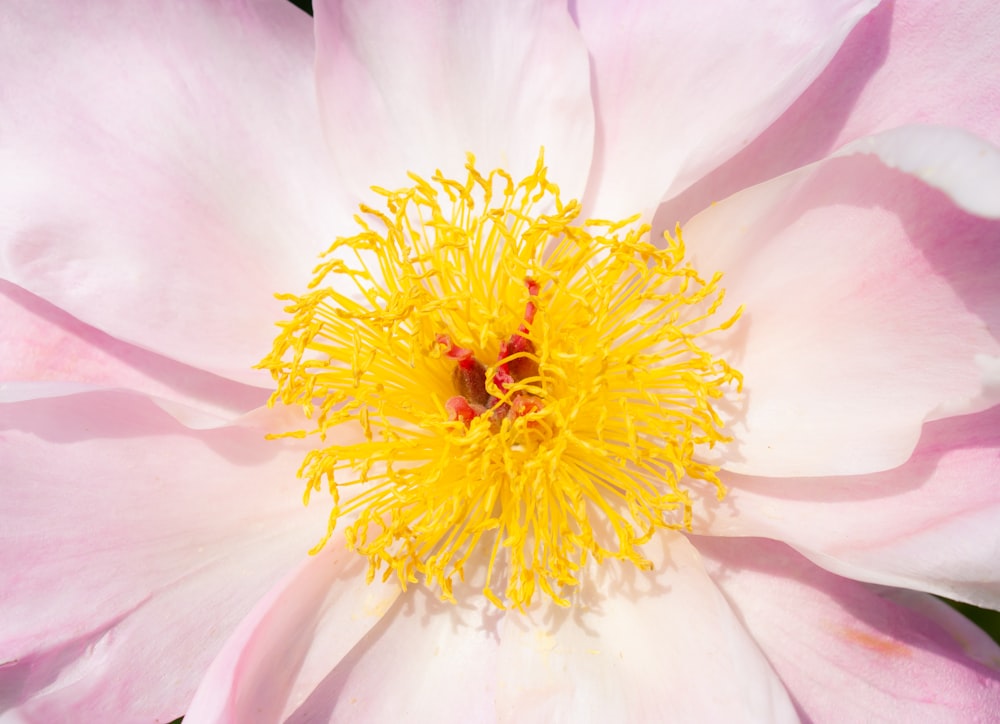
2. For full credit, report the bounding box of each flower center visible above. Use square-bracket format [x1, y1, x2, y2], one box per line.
[260, 153, 742, 609]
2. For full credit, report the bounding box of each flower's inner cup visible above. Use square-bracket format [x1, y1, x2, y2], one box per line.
[260, 153, 742, 609]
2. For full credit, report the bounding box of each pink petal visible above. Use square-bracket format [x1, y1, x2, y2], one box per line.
[185, 537, 401, 724]
[694, 536, 1000, 721]
[0, 392, 329, 721]
[0, 0, 351, 385]
[664, 0, 1000, 225]
[312, 0, 595, 202]
[882, 589, 1000, 671]
[694, 405, 1000, 610]
[837, 125, 1000, 218]
[825, 0, 1000, 147]
[279, 589, 499, 723]
[494, 534, 798, 722]
[572, 0, 878, 217]
[681, 146, 1000, 477]
[0, 280, 267, 427]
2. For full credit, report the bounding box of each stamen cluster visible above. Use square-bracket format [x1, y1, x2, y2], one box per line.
[260, 154, 742, 609]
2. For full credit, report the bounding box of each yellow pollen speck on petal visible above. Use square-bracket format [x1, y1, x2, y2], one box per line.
[259, 152, 742, 610]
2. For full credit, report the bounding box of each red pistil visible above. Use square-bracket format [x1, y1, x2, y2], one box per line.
[493, 278, 541, 395]
[436, 333, 477, 369]
[446, 395, 484, 424]
[442, 279, 543, 429]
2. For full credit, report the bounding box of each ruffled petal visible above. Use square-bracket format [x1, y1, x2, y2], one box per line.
[681, 141, 1000, 476]
[664, 0, 1000, 225]
[572, 0, 878, 216]
[694, 405, 1000, 610]
[0, 392, 328, 721]
[835, 125, 1000, 218]
[0, 0, 350, 385]
[0, 280, 267, 427]
[185, 537, 401, 724]
[312, 0, 595, 202]
[694, 537, 1000, 721]
[494, 535, 798, 722]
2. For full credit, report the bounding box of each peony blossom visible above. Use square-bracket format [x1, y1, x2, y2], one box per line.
[2, 0, 1000, 721]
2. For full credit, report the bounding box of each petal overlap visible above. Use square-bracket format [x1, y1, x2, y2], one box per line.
[695, 405, 1000, 609]
[494, 536, 798, 723]
[0, 392, 327, 720]
[572, 0, 879, 216]
[313, 0, 595, 203]
[0, 280, 267, 427]
[695, 537, 1000, 721]
[0, 0, 350, 385]
[681, 135, 1000, 476]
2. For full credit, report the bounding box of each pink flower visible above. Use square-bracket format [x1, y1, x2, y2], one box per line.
[2, 0, 1000, 721]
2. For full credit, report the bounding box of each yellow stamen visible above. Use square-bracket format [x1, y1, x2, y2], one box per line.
[259, 152, 742, 609]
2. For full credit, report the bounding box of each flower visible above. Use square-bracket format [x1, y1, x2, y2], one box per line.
[2, 0, 1000, 722]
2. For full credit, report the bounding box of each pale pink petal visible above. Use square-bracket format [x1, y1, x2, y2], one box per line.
[837, 125, 1000, 218]
[825, 0, 1000, 147]
[185, 537, 401, 724]
[884, 589, 1000, 672]
[664, 0, 1000, 225]
[312, 0, 594, 202]
[0, 0, 352, 386]
[682, 148, 1000, 477]
[279, 589, 499, 723]
[0, 392, 329, 721]
[572, 0, 878, 217]
[0, 280, 267, 427]
[694, 405, 1000, 610]
[495, 534, 798, 722]
[694, 537, 1000, 721]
